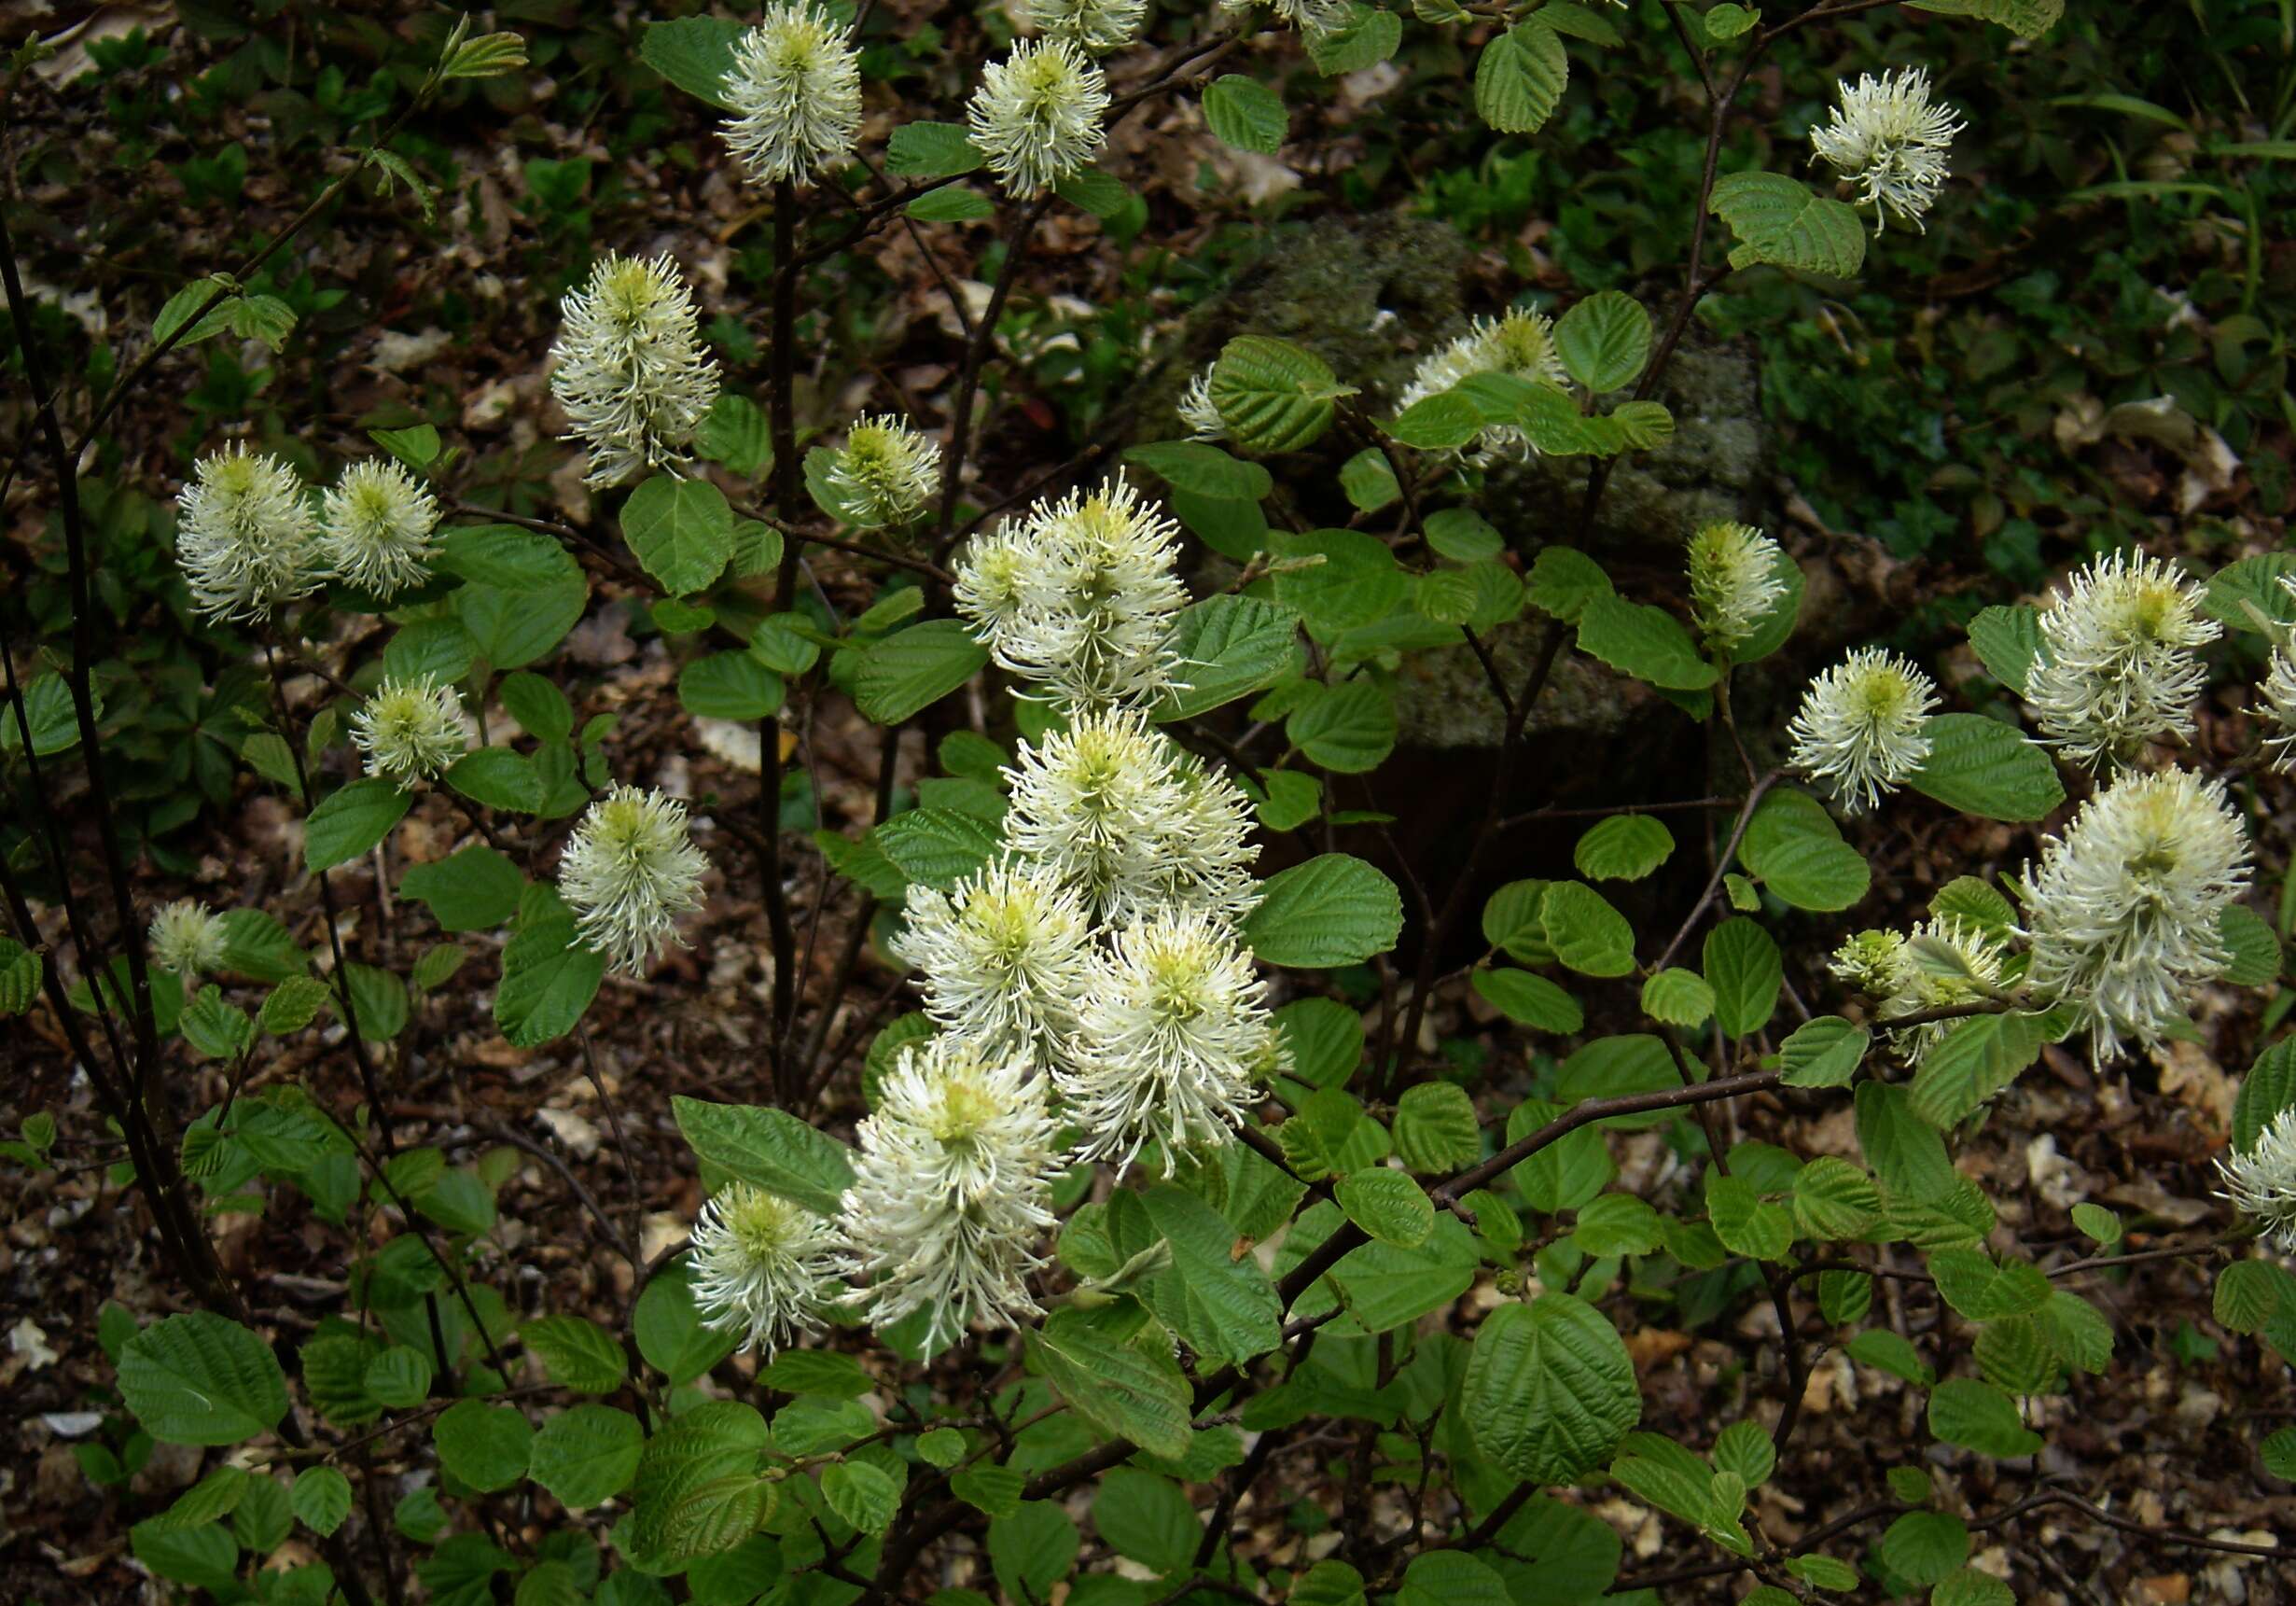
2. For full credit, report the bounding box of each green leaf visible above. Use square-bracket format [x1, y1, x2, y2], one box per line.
[1574, 815, 1673, 881]
[0, 673, 86, 756]
[1475, 21, 1568, 133]
[1241, 854, 1403, 969]
[1393, 1083, 1481, 1173]
[678, 652, 785, 721]
[2221, 904, 2282, 987]
[628, 1400, 772, 1564]
[147, 1467, 250, 1532]
[1906, 0, 2063, 37]
[885, 121, 983, 177]
[436, 1401, 533, 1494]
[1464, 1295, 1641, 1484]
[1706, 1174, 1793, 1261]
[1030, 1308, 1193, 1460]
[1704, 918, 1780, 1037]
[1207, 336, 1343, 454]
[1339, 448, 1401, 511]
[1879, 1512, 1969, 1586]
[1929, 1248, 2051, 1321]
[672, 1096, 855, 1216]
[1741, 789, 1870, 912]
[1909, 714, 2063, 822]
[1306, 3, 1402, 73]
[621, 475, 733, 596]
[2234, 1038, 2296, 1151]
[118, 1312, 289, 1445]
[695, 394, 772, 479]
[291, 1467, 353, 1537]
[1138, 1184, 1283, 1363]
[1927, 1377, 2041, 1458]
[1204, 74, 1287, 153]
[633, 1265, 743, 1387]
[1855, 1082, 1956, 1202]
[1472, 967, 1583, 1032]
[873, 805, 1001, 891]
[906, 185, 995, 222]
[1158, 594, 1301, 719]
[2262, 1426, 2296, 1480]
[1845, 1330, 1933, 1387]
[455, 570, 589, 670]
[637, 16, 748, 106]
[365, 1346, 435, 1408]
[2214, 1259, 2291, 1334]
[531, 1404, 644, 1510]
[304, 778, 410, 871]
[1387, 392, 1484, 452]
[1909, 1012, 2045, 1126]
[1554, 291, 1650, 393]
[1336, 1167, 1434, 1248]
[1539, 881, 1635, 977]
[401, 845, 524, 933]
[1640, 968, 1715, 1028]
[822, 1461, 900, 1534]
[1791, 1156, 1882, 1241]
[1709, 172, 1867, 277]
[1287, 680, 1397, 774]
[1780, 1015, 1868, 1088]
[953, 1464, 1025, 1517]
[855, 621, 989, 723]
[1967, 605, 2042, 694]
[1931, 1569, 2017, 1606]
[1123, 440, 1274, 501]
[1575, 595, 1719, 690]
[1093, 1468, 1199, 1573]
[1053, 168, 1128, 217]
[445, 747, 546, 815]
[522, 1316, 628, 1394]
[494, 887, 605, 1047]
[1713, 1421, 1776, 1489]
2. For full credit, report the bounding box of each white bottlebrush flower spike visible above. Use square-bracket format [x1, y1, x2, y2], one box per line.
[838, 1035, 1060, 1346]
[721, 3, 863, 188]
[827, 414, 941, 530]
[1217, 0, 1350, 35]
[689, 1181, 843, 1357]
[967, 38, 1109, 199]
[2219, 1106, 2296, 1253]
[2018, 767, 2250, 1061]
[953, 472, 1189, 711]
[1000, 707, 1258, 924]
[318, 458, 439, 600]
[549, 253, 720, 489]
[148, 899, 229, 979]
[1687, 521, 1788, 655]
[351, 676, 468, 786]
[1810, 66, 1965, 232]
[1063, 906, 1276, 1176]
[1397, 308, 1570, 460]
[1176, 365, 1226, 442]
[558, 784, 711, 975]
[1019, 0, 1147, 53]
[1832, 915, 2010, 1067]
[893, 860, 1094, 1063]
[174, 445, 322, 621]
[1786, 647, 1940, 814]
[2255, 637, 2296, 774]
[2025, 550, 2219, 772]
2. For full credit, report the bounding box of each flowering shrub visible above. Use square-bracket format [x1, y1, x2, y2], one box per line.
[7, 5, 2296, 1606]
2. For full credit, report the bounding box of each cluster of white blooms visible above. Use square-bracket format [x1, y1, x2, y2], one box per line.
[1218, 0, 1349, 35]
[837, 1037, 1062, 1344]
[2219, 1106, 2296, 1252]
[1018, 0, 1147, 53]
[319, 459, 440, 600]
[1397, 308, 1569, 461]
[2256, 629, 2296, 774]
[148, 899, 229, 979]
[2018, 766, 2250, 1060]
[689, 1181, 843, 1354]
[557, 784, 711, 975]
[549, 253, 720, 489]
[953, 473, 1189, 710]
[999, 706, 1259, 927]
[967, 39, 1109, 199]
[827, 414, 941, 530]
[1786, 647, 1939, 814]
[720, 3, 862, 188]
[1065, 906, 1273, 1173]
[1810, 66, 1965, 233]
[351, 676, 468, 786]
[2025, 551, 2219, 772]
[1686, 522, 1788, 656]
[1176, 365, 1226, 442]
[1830, 915, 2009, 1067]
[892, 861, 1094, 1063]
[174, 445, 324, 621]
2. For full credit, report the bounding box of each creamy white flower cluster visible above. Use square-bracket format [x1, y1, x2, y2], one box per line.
[1829, 916, 2009, 1068]
[1786, 646, 1940, 815]
[548, 253, 721, 490]
[1687, 521, 1788, 658]
[1396, 307, 1570, 463]
[173, 445, 440, 621]
[689, 482, 1283, 1356]
[2026, 551, 2219, 772]
[1810, 65, 1965, 233]
[557, 784, 712, 977]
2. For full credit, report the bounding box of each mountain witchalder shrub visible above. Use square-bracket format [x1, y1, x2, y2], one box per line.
[59, 8, 2296, 1605]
